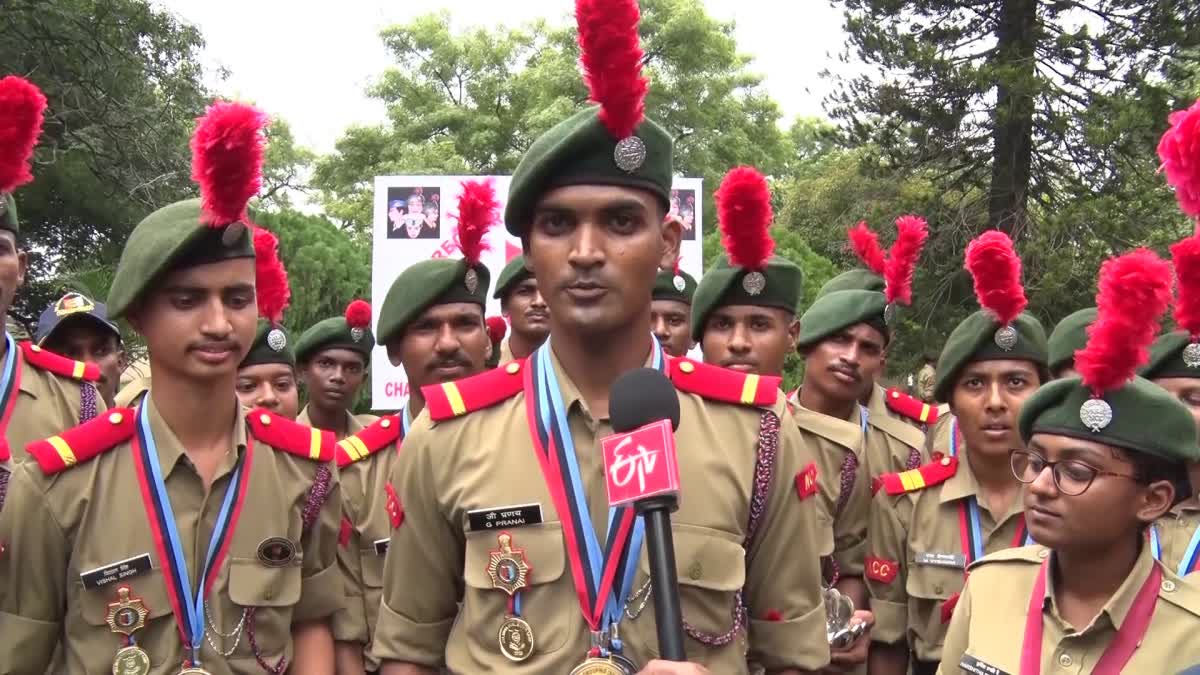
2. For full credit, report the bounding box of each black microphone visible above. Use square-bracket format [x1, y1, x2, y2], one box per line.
[608, 368, 686, 661]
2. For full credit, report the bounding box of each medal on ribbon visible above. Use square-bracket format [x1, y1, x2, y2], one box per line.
[487, 531, 535, 662]
[106, 586, 151, 675]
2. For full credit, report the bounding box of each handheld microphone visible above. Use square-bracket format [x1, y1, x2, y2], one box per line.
[603, 367, 686, 661]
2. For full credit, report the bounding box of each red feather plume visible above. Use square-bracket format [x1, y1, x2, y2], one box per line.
[1158, 98, 1200, 219]
[0, 76, 48, 194]
[1076, 248, 1173, 397]
[847, 221, 886, 276]
[716, 166, 774, 270]
[190, 101, 269, 227]
[1171, 235, 1200, 338]
[575, 0, 648, 139]
[965, 230, 1026, 325]
[486, 316, 508, 344]
[884, 215, 929, 306]
[252, 226, 290, 326]
[453, 178, 497, 266]
[345, 300, 372, 330]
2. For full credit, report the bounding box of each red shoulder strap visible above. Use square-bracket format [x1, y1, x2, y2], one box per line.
[26, 409, 136, 474]
[885, 388, 939, 424]
[20, 342, 101, 382]
[424, 360, 526, 421]
[247, 409, 335, 462]
[879, 455, 958, 496]
[336, 415, 403, 468]
[668, 358, 779, 407]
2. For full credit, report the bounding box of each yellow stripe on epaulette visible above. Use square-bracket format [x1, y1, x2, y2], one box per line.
[442, 382, 466, 416]
[47, 436, 76, 467]
[308, 427, 323, 460]
[339, 436, 369, 462]
[740, 374, 760, 405]
[898, 469, 925, 491]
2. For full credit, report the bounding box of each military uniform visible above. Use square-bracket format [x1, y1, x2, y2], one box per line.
[370, 355, 829, 672]
[0, 403, 342, 673]
[866, 385, 930, 476]
[115, 376, 151, 408]
[296, 405, 376, 441]
[1153, 499, 1200, 580]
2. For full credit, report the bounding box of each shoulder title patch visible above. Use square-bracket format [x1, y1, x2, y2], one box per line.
[20, 341, 101, 383]
[879, 455, 958, 496]
[336, 415, 403, 467]
[247, 409, 335, 462]
[669, 358, 779, 407]
[26, 409, 135, 474]
[425, 360, 526, 421]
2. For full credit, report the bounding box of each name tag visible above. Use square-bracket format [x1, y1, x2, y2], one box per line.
[79, 553, 153, 590]
[959, 654, 1011, 675]
[467, 503, 544, 531]
[916, 551, 966, 569]
[374, 538, 390, 556]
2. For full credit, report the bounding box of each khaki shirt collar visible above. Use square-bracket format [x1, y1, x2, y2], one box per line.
[297, 405, 361, 438]
[937, 441, 1026, 519]
[1045, 540, 1157, 631]
[545, 342, 658, 423]
[14, 344, 36, 397]
[142, 394, 245, 479]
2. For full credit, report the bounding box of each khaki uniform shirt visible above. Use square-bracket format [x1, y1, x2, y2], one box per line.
[866, 440, 1028, 664]
[498, 338, 514, 365]
[864, 384, 928, 477]
[0, 397, 342, 674]
[297, 405, 377, 440]
[937, 544, 1200, 674]
[115, 376, 151, 408]
[370, 351, 830, 672]
[1154, 497, 1200, 579]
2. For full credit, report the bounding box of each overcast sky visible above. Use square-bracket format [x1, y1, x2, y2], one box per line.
[153, 0, 849, 155]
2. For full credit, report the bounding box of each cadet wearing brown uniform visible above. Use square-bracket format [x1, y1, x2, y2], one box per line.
[0, 101, 343, 674]
[494, 254, 549, 363]
[332, 179, 497, 674]
[294, 300, 378, 439]
[651, 258, 697, 358]
[370, 2, 828, 672]
[939, 247, 1200, 674]
[235, 228, 299, 420]
[866, 231, 1048, 675]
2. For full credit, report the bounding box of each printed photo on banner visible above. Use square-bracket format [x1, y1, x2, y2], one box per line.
[386, 186, 441, 240]
[670, 188, 697, 241]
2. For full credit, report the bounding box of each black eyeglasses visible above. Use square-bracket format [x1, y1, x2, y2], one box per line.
[1010, 450, 1139, 496]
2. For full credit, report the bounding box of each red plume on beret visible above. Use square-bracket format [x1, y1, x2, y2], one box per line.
[0, 76, 48, 194]
[453, 178, 497, 267]
[1076, 249, 1173, 397]
[716, 166, 774, 270]
[848, 221, 886, 276]
[1158, 98, 1200, 220]
[486, 316, 508, 345]
[252, 227, 290, 326]
[345, 300, 372, 330]
[1171, 235, 1200, 339]
[885, 215, 929, 307]
[190, 101, 269, 227]
[965, 230, 1026, 326]
[575, 0, 648, 139]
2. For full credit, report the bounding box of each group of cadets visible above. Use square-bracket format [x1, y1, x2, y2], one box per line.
[3, 0, 1200, 673]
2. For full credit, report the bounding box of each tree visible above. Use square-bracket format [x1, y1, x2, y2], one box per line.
[260, 119, 317, 211]
[314, 0, 790, 236]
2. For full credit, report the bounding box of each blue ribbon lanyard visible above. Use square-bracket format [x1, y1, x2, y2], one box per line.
[859, 404, 869, 435]
[1150, 525, 1162, 561]
[1177, 524, 1200, 576]
[401, 406, 412, 436]
[0, 333, 16, 413]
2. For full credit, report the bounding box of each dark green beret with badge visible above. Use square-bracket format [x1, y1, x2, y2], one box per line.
[0, 76, 48, 235]
[377, 178, 499, 345]
[1141, 235, 1200, 380]
[816, 269, 884, 298]
[1142, 330, 1200, 380]
[241, 319, 295, 369]
[295, 300, 375, 364]
[493, 255, 533, 301]
[653, 262, 698, 305]
[797, 290, 887, 348]
[1047, 307, 1097, 374]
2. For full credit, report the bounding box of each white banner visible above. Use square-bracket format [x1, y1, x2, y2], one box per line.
[370, 175, 705, 410]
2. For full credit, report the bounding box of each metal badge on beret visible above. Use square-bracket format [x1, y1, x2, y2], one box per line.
[883, 302, 897, 326]
[221, 221, 247, 247]
[350, 327, 366, 343]
[1185, 342, 1200, 368]
[465, 267, 480, 294]
[267, 327, 287, 352]
[672, 274, 686, 292]
[994, 324, 1018, 351]
[613, 136, 646, 173]
[742, 271, 767, 296]
[1079, 397, 1113, 432]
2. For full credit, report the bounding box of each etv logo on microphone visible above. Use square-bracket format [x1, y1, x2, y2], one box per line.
[601, 419, 680, 507]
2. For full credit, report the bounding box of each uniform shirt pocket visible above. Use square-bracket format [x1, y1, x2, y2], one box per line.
[74, 569, 176, 667]
[221, 556, 304, 661]
[904, 557, 964, 648]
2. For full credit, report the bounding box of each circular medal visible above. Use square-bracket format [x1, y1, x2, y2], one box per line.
[994, 325, 1018, 351]
[179, 668, 214, 675]
[1185, 342, 1200, 368]
[613, 136, 647, 173]
[1079, 397, 1113, 432]
[742, 271, 767, 296]
[569, 657, 635, 675]
[112, 645, 150, 675]
[266, 327, 287, 352]
[498, 616, 535, 662]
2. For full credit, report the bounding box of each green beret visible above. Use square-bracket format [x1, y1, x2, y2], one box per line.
[691, 255, 804, 342]
[108, 199, 255, 318]
[1139, 331, 1200, 380]
[934, 311, 1048, 402]
[652, 268, 698, 305]
[1047, 307, 1097, 373]
[493, 256, 533, 300]
[505, 106, 673, 237]
[377, 259, 491, 345]
[797, 289, 888, 348]
[1, 194, 17, 233]
[295, 315, 375, 364]
[816, 269, 884, 299]
[1019, 375, 1199, 464]
[240, 320, 295, 369]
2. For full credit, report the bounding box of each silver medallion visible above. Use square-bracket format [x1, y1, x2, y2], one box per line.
[883, 303, 897, 326]
[672, 275, 686, 292]
[994, 325, 1018, 351]
[1079, 398, 1113, 433]
[350, 327, 366, 343]
[742, 271, 767, 296]
[465, 267, 479, 294]
[1184, 342, 1200, 368]
[613, 136, 647, 173]
[824, 587, 867, 649]
[266, 328, 287, 352]
[221, 221, 246, 247]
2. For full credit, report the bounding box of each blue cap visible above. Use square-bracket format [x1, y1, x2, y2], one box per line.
[36, 292, 121, 345]
[388, 199, 406, 210]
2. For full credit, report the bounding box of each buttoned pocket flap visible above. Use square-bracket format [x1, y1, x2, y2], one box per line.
[463, 522, 566, 589]
[641, 524, 745, 592]
[228, 557, 302, 608]
[78, 568, 174, 627]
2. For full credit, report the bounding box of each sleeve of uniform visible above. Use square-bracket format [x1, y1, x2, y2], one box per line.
[293, 461, 343, 623]
[331, 479, 368, 644]
[369, 416, 463, 667]
[865, 489, 911, 645]
[743, 406, 831, 671]
[934, 571, 973, 675]
[0, 464, 68, 672]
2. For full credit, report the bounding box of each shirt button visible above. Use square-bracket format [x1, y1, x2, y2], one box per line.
[380, 418, 391, 429]
[1058, 653, 1073, 667]
[1038, 549, 1049, 559]
[688, 562, 703, 580]
[933, 584, 944, 595]
[1163, 580, 1177, 592]
[265, 587, 274, 600]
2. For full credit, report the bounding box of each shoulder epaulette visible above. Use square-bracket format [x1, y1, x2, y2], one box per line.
[247, 409, 335, 462]
[879, 455, 958, 495]
[668, 358, 779, 407]
[424, 360, 525, 421]
[26, 409, 135, 474]
[970, 544, 1046, 569]
[884, 388, 939, 425]
[336, 415, 403, 468]
[20, 341, 101, 382]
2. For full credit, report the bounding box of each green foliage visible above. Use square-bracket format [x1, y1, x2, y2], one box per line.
[261, 119, 317, 211]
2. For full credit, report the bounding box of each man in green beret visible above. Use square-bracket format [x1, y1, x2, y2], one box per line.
[492, 254, 549, 362]
[371, 5, 828, 670]
[236, 320, 300, 420]
[1047, 307, 1096, 379]
[0, 101, 342, 672]
[650, 256, 697, 357]
[294, 300, 378, 439]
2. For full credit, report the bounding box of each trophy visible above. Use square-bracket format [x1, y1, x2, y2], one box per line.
[821, 558, 867, 649]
